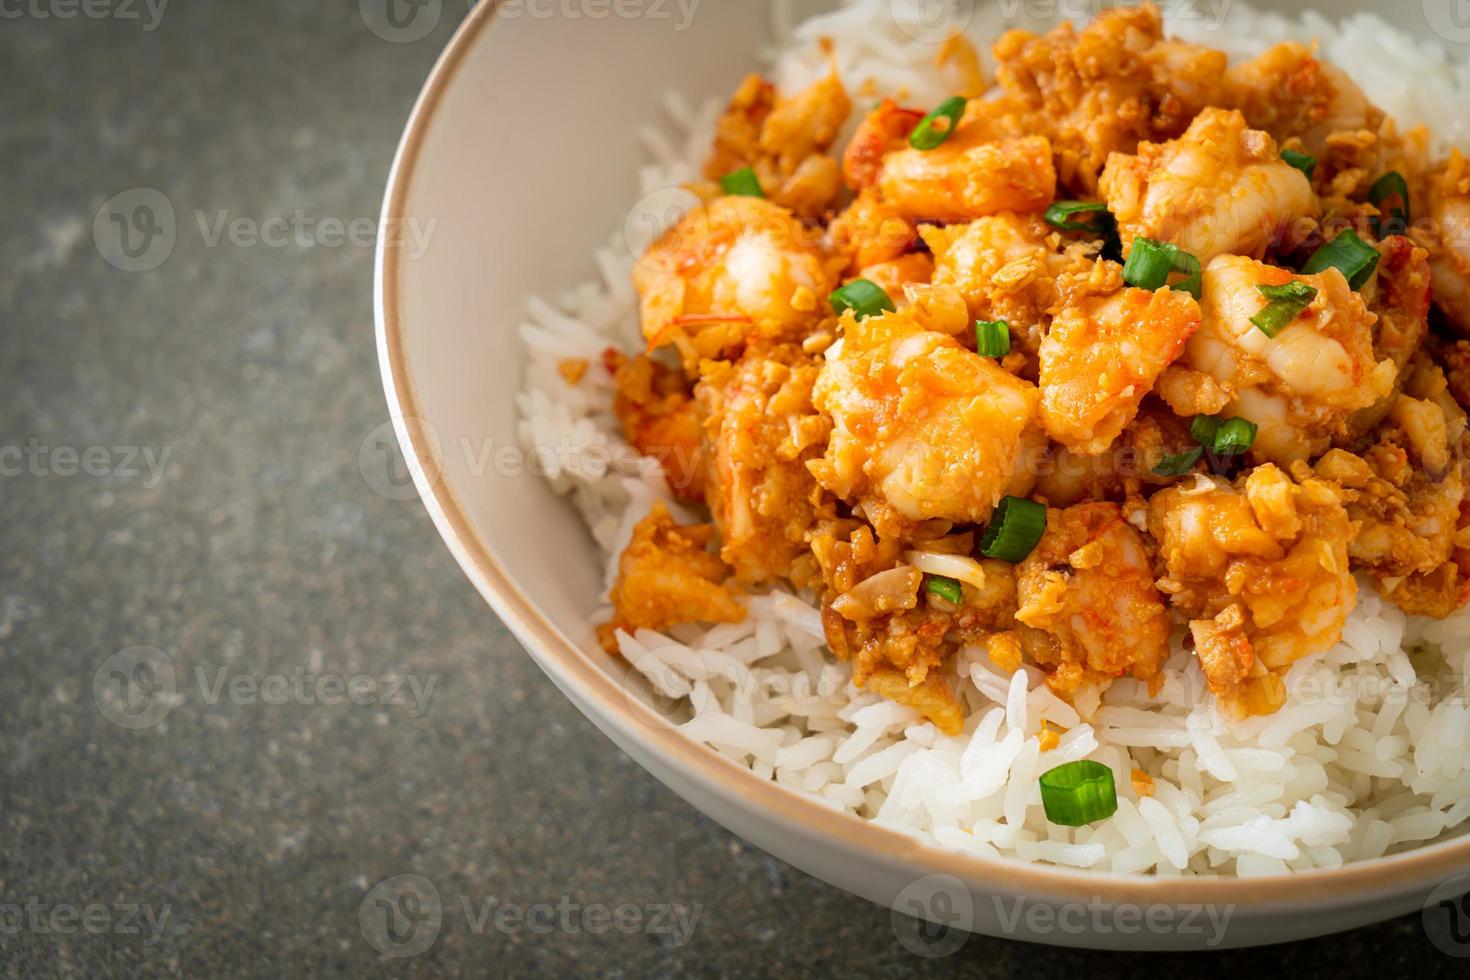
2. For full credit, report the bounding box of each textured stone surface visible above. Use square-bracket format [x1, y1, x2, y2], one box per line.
[0, 1, 1466, 976]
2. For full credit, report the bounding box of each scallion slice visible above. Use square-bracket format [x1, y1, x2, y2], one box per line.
[1189, 414, 1222, 446]
[1249, 280, 1318, 338]
[828, 279, 895, 319]
[979, 496, 1047, 562]
[1281, 149, 1317, 180]
[719, 166, 764, 198]
[1122, 238, 1202, 298]
[1039, 760, 1118, 826]
[1211, 417, 1258, 456]
[1044, 201, 1112, 234]
[1152, 447, 1203, 477]
[975, 319, 1010, 357]
[1303, 229, 1380, 290]
[924, 575, 963, 605]
[1369, 171, 1410, 237]
[908, 96, 967, 150]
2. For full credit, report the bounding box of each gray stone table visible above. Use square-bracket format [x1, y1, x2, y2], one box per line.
[0, 1, 1465, 975]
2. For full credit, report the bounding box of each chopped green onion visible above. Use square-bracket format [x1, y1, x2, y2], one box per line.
[1249, 280, 1318, 338]
[828, 279, 895, 319]
[1044, 201, 1112, 234]
[1039, 760, 1118, 826]
[1281, 149, 1317, 180]
[1211, 417, 1258, 456]
[1303, 229, 1380, 290]
[719, 166, 764, 198]
[975, 319, 1010, 357]
[979, 496, 1047, 562]
[924, 575, 963, 605]
[1189, 414, 1222, 446]
[1152, 447, 1203, 477]
[908, 96, 967, 150]
[1369, 171, 1410, 237]
[1122, 238, 1202, 299]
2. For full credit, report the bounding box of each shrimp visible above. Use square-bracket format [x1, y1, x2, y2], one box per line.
[877, 123, 1056, 224]
[1318, 358, 1470, 616]
[993, 5, 1227, 190]
[855, 252, 934, 303]
[1341, 235, 1431, 443]
[1148, 464, 1357, 715]
[922, 211, 1093, 359]
[1014, 502, 1172, 695]
[1038, 260, 1201, 453]
[1185, 254, 1394, 463]
[601, 502, 746, 652]
[810, 307, 1045, 523]
[634, 196, 837, 371]
[827, 189, 919, 272]
[1099, 108, 1317, 265]
[1033, 399, 1201, 506]
[1425, 150, 1470, 337]
[705, 71, 851, 219]
[697, 342, 829, 587]
[1224, 42, 1385, 194]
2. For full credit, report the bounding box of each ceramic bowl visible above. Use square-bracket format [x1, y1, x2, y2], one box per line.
[375, 0, 1470, 949]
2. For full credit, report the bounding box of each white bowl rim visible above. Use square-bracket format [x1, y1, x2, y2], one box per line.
[374, 0, 1470, 911]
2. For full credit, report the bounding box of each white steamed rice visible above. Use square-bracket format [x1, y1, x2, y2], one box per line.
[515, 0, 1470, 875]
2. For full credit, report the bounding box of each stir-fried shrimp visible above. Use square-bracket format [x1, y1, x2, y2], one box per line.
[1101, 108, 1316, 264]
[993, 4, 1226, 190]
[599, 7, 1470, 729]
[877, 124, 1057, 224]
[1319, 358, 1470, 615]
[827, 189, 919, 272]
[922, 212, 1092, 358]
[1186, 254, 1394, 462]
[1342, 235, 1431, 441]
[705, 71, 852, 219]
[697, 342, 829, 586]
[1149, 465, 1356, 715]
[601, 502, 746, 651]
[634, 196, 837, 370]
[1039, 260, 1201, 453]
[1013, 502, 1172, 695]
[810, 308, 1045, 523]
[1224, 42, 1385, 194]
[1425, 150, 1470, 337]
